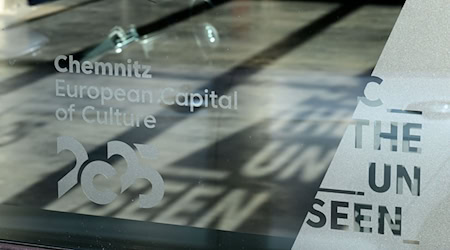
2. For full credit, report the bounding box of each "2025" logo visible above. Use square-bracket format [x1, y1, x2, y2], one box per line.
[57, 136, 164, 208]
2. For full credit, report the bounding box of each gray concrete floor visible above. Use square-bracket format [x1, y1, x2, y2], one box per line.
[0, 0, 402, 239]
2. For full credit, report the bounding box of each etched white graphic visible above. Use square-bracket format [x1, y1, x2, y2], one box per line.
[57, 136, 164, 208]
[293, 0, 450, 248]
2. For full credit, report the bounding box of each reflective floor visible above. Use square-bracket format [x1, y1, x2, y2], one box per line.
[0, 0, 402, 239]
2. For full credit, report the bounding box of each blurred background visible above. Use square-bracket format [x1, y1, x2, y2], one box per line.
[0, 0, 404, 240]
